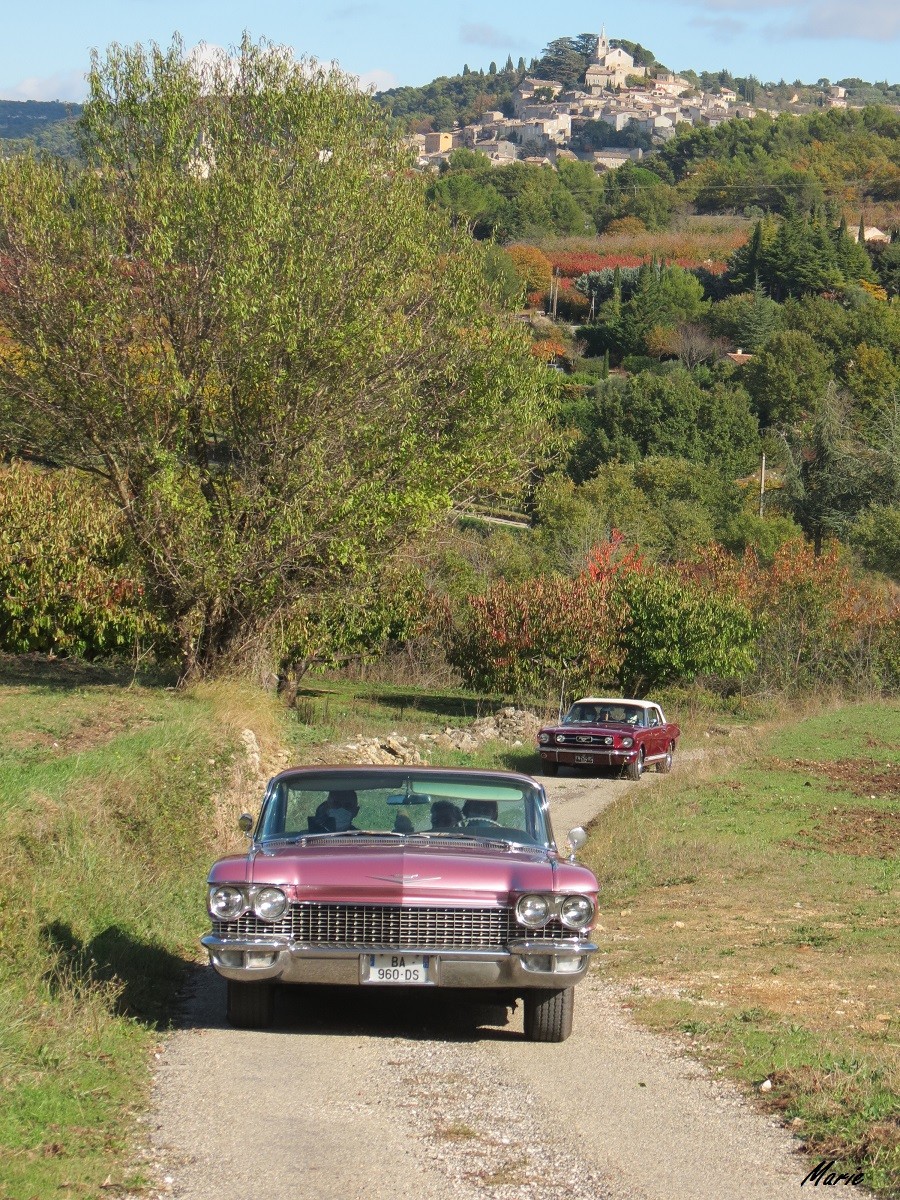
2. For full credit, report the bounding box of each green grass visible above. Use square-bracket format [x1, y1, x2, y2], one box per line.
[0, 658, 241, 1199]
[582, 700, 900, 1195]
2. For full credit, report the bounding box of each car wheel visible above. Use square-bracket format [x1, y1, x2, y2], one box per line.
[543, 761, 559, 776]
[625, 749, 644, 781]
[657, 743, 675, 774]
[523, 986, 574, 1042]
[226, 979, 274, 1029]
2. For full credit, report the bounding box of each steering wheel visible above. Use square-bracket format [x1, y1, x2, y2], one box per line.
[464, 817, 501, 827]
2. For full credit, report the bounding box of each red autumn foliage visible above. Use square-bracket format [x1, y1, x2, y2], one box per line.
[545, 252, 728, 278]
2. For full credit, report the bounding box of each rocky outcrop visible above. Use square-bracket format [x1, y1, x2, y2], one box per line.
[317, 706, 542, 766]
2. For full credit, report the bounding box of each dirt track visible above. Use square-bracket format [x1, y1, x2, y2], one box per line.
[136, 768, 838, 1199]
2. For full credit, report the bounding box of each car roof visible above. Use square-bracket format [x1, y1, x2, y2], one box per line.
[572, 697, 658, 709]
[269, 764, 543, 787]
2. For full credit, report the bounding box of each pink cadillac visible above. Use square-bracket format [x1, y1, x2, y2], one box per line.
[202, 766, 598, 1042]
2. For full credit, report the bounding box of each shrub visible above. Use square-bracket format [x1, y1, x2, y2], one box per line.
[445, 534, 757, 698]
[0, 463, 161, 659]
[506, 244, 553, 292]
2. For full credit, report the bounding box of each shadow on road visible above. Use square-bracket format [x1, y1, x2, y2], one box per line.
[179, 963, 523, 1042]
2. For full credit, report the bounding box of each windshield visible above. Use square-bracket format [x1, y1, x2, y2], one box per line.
[564, 702, 645, 726]
[257, 771, 551, 848]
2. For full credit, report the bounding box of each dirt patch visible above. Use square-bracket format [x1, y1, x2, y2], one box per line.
[6, 713, 150, 754]
[785, 806, 900, 858]
[770, 756, 900, 800]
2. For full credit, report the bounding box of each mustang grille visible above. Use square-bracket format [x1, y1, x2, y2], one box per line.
[212, 903, 574, 948]
[561, 733, 615, 745]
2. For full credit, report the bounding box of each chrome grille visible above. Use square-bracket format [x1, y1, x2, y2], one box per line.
[212, 903, 574, 948]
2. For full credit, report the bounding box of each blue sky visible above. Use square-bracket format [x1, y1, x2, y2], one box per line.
[2, 0, 898, 102]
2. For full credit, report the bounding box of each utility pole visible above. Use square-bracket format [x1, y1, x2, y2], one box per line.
[758, 452, 766, 518]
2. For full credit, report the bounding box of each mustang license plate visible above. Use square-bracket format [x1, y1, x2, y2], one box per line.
[364, 953, 429, 984]
[574, 754, 594, 764]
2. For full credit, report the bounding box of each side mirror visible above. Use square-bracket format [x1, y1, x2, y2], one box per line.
[238, 813, 254, 835]
[567, 827, 587, 859]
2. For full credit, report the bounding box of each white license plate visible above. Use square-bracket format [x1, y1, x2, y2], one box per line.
[364, 953, 429, 984]
[574, 754, 594, 764]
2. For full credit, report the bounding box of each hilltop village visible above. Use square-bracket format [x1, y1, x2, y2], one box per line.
[407, 27, 855, 170]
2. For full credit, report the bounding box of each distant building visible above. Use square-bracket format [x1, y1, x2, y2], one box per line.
[852, 226, 890, 244]
[424, 132, 456, 154]
[585, 28, 647, 92]
[591, 147, 644, 169]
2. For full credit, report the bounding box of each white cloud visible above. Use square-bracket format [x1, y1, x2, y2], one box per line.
[686, 0, 900, 40]
[356, 67, 398, 92]
[460, 23, 515, 49]
[0, 68, 87, 102]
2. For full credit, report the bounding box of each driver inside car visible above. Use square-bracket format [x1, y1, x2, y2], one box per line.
[308, 789, 360, 833]
[462, 799, 499, 824]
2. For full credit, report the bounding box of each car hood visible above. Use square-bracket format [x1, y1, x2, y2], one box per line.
[539, 722, 636, 736]
[209, 841, 597, 905]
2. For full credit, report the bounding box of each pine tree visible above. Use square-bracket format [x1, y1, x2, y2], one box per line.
[504, 55, 515, 73]
[738, 279, 780, 350]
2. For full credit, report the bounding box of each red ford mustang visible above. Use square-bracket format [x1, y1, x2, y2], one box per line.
[537, 696, 680, 780]
[203, 766, 598, 1042]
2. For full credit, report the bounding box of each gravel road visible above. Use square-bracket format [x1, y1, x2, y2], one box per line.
[136, 768, 827, 1199]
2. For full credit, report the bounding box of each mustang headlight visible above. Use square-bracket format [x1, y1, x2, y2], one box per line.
[556, 734, 567, 743]
[209, 885, 246, 920]
[516, 894, 551, 927]
[253, 887, 288, 921]
[620, 736, 634, 748]
[538, 732, 550, 744]
[560, 894, 595, 930]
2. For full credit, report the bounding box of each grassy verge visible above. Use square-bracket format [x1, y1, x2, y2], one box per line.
[581, 701, 900, 1195]
[0, 658, 275, 1199]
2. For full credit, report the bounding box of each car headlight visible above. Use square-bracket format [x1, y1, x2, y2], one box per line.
[620, 736, 634, 748]
[516, 894, 551, 927]
[538, 732, 550, 744]
[253, 887, 288, 921]
[556, 734, 566, 743]
[209, 885, 246, 920]
[560, 894, 595, 929]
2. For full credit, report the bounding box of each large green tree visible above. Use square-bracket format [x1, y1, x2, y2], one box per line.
[0, 37, 550, 677]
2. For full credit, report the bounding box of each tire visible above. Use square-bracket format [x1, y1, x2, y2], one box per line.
[543, 761, 559, 776]
[523, 986, 574, 1042]
[226, 979, 274, 1029]
[625, 749, 644, 781]
[657, 743, 675, 774]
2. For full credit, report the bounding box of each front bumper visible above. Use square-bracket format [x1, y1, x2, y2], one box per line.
[540, 746, 637, 768]
[201, 934, 597, 989]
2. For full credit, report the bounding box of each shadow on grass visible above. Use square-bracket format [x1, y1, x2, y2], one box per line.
[492, 746, 542, 773]
[0, 653, 177, 692]
[295, 685, 508, 723]
[42, 921, 192, 1030]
